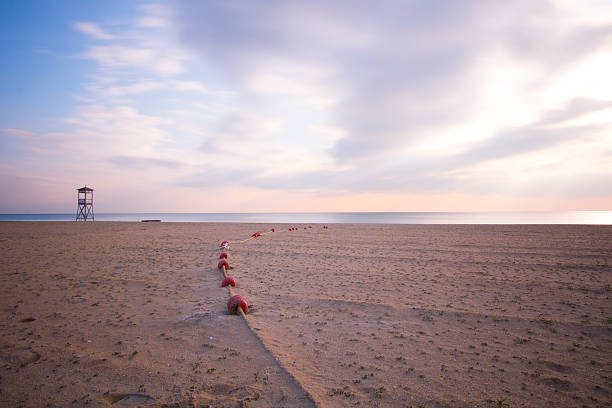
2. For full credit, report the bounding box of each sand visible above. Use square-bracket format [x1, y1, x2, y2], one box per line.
[0, 222, 610, 407]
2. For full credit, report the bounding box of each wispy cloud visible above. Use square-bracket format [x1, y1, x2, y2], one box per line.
[81, 45, 185, 76]
[74, 22, 117, 40]
[107, 155, 182, 169]
[534, 98, 612, 127]
[63, 105, 172, 153]
[1, 128, 34, 137]
[104, 81, 164, 97]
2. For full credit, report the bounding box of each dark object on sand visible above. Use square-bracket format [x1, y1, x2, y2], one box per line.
[141, 219, 161, 222]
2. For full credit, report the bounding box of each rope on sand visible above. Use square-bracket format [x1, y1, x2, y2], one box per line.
[215, 226, 326, 407]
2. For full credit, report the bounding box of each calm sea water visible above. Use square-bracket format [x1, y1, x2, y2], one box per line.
[0, 212, 611, 224]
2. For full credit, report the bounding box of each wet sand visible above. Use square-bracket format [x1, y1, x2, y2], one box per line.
[0, 222, 610, 407]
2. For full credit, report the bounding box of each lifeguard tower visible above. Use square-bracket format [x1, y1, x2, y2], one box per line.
[76, 186, 94, 221]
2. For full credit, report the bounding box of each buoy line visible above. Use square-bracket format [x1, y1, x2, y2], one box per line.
[215, 226, 328, 407]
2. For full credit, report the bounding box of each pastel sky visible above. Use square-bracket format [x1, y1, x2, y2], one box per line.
[1, 1, 612, 213]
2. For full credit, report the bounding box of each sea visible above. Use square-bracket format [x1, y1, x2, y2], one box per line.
[0, 212, 611, 224]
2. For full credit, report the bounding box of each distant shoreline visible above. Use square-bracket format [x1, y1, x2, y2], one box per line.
[0, 211, 611, 224]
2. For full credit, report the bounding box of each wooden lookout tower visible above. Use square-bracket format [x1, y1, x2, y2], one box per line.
[76, 186, 94, 221]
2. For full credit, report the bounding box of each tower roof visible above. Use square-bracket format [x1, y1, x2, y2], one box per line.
[77, 186, 94, 191]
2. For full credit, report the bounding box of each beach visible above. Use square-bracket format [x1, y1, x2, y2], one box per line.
[0, 222, 610, 407]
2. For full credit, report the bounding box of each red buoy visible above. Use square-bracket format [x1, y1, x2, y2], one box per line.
[220, 240, 230, 249]
[271, 228, 275, 232]
[218, 259, 230, 270]
[227, 294, 248, 314]
[309, 226, 312, 228]
[252, 232, 261, 238]
[219, 252, 228, 259]
[221, 277, 236, 287]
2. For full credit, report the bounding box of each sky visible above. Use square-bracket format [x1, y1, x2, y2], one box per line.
[1, 0, 611, 213]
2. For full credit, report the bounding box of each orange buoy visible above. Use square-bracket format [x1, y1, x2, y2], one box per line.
[222, 277, 236, 287]
[219, 252, 229, 259]
[218, 259, 230, 270]
[227, 294, 248, 314]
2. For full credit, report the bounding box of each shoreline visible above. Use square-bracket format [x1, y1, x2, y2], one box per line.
[1, 210, 611, 225]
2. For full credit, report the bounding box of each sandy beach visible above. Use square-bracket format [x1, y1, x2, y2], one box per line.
[0, 222, 610, 408]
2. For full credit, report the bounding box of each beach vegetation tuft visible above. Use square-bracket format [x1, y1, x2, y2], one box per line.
[374, 386, 386, 398]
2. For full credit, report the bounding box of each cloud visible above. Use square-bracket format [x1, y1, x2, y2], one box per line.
[169, 80, 208, 93]
[180, 96, 612, 199]
[246, 72, 338, 109]
[137, 4, 172, 28]
[74, 22, 117, 40]
[105, 81, 164, 96]
[81, 45, 185, 76]
[534, 98, 612, 127]
[107, 155, 182, 169]
[1, 128, 74, 154]
[173, 0, 612, 163]
[83, 79, 211, 97]
[1, 128, 34, 137]
[451, 98, 612, 166]
[63, 105, 172, 156]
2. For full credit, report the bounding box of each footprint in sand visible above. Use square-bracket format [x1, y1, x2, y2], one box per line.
[2, 347, 41, 368]
[192, 383, 262, 407]
[540, 376, 576, 391]
[536, 360, 573, 374]
[102, 393, 155, 406]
